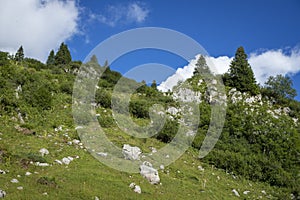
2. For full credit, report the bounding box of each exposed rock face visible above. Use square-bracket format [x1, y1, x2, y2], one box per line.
[173, 88, 201, 103]
[122, 144, 141, 160]
[139, 161, 160, 185]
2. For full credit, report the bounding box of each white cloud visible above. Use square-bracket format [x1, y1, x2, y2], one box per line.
[94, 2, 149, 27]
[249, 49, 300, 83]
[158, 48, 300, 92]
[0, 0, 80, 61]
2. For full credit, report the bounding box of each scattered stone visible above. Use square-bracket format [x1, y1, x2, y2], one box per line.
[55, 160, 63, 165]
[11, 178, 19, 183]
[159, 165, 165, 170]
[67, 156, 74, 161]
[149, 147, 157, 153]
[0, 189, 6, 198]
[243, 190, 250, 195]
[17, 186, 23, 190]
[35, 162, 50, 167]
[25, 172, 32, 176]
[140, 161, 160, 185]
[165, 155, 169, 158]
[97, 152, 108, 157]
[42, 192, 48, 196]
[122, 144, 141, 160]
[129, 182, 135, 189]
[217, 176, 220, 180]
[39, 148, 49, 157]
[54, 125, 63, 132]
[261, 190, 266, 195]
[133, 185, 141, 194]
[232, 189, 240, 197]
[0, 170, 6, 174]
[17, 175, 21, 178]
[62, 157, 71, 165]
[95, 196, 100, 200]
[72, 139, 80, 145]
[197, 165, 204, 172]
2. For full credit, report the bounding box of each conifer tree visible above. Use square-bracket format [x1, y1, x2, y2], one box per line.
[15, 46, 24, 62]
[223, 46, 258, 94]
[193, 55, 211, 76]
[89, 55, 98, 64]
[151, 80, 157, 90]
[46, 50, 55, 66]
[54, 42, 71, 65]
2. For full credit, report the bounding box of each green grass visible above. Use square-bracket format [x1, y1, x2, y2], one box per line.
[0, 113, 281, 200]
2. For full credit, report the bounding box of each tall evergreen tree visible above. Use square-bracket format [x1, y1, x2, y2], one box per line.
[151, 80, 157, 90]
[54, 43, 71, 65]
[223, 46, 258, 94]
[46, 50, 55, 66]
[15, 46, 24, 62]
[89, 55, 98, 64]
[193, 55, 211, 76]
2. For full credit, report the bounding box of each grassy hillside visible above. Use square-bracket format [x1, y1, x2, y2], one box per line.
[0, 51, 299, 199]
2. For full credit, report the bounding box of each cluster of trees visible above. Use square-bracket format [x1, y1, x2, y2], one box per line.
[0, 42, 299, 197]
[190, 47, 299, 197]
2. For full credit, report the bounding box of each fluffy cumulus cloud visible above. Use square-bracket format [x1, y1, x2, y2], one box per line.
[0, 0, 80, 61]
[93, 2, 149, 27]
[249, 49, 300, 83]
[158, 48, 300, 92]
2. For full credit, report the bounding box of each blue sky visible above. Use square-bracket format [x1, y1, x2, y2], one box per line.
[0, 0, 300, 100]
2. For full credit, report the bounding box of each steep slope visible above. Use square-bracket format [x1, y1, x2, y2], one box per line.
[0, 54, 299, 199]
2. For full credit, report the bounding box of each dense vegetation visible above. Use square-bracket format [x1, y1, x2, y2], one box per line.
[0, 44, 299, 199]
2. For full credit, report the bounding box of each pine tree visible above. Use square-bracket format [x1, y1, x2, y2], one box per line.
[54, 43, 71, 65]
[46, 50, 55, 66]
[89, 55, 98, 64]
[223, 46, 258, 94]
[151, 80, 157, 90]
[15, 46, 24, 62]
[193, 55, 211, 76]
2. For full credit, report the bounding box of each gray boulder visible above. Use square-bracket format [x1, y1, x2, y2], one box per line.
[122, 144, 141, 160]
[139, 161, 160, 184]
[0, 189, 6, 198]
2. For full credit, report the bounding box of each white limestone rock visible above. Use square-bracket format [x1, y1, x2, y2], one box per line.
[39, 148, 49, 157]
[122, 144, 141, 160]
[0, 189, 6, 198]
[139, 161, 160, 185]
[232, 189, 240, 197]
[133, 185, 141, 194]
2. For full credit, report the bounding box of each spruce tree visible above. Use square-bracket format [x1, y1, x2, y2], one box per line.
[46, 50, 55, 66]
[54, 43, 71, 65]
[151, 80, 157, 90]
[193, 55, 211, 76]
[223, 46, 258, 94]
[89, 55, 98, 64]
[15, 46, 24, 62]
